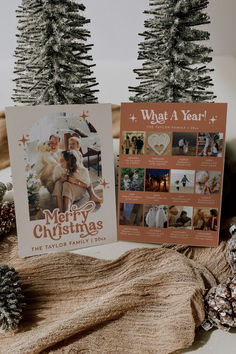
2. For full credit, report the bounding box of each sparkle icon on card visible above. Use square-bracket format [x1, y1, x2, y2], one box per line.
[99, 178, 110, 189]
[18, 134, 29, 146]
[129, 114, 137, 123]
[80, 111, 88, 121]
[209, 116, 217, 124]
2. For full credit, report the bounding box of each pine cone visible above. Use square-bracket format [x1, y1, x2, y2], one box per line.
[203, 277, 236, 330]
[0, 182, 7, 202]
[0, 201, 16, 236]
[227, 225, 236, 274]
[0, 265, 25, 331]
[6, 182, 13, 191]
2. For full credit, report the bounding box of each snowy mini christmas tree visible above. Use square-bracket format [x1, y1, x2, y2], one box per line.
[12, 0, 98, 105]
[129, 0, 215, 103]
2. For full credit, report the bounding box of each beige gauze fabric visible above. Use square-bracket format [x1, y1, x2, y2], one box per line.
[0, 234, 232, 354]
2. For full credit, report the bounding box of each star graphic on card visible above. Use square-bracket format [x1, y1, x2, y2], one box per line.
[129, 114, 137, 123]
[18, 135, 29, 146]
[100, 179, 110, 189]
[209, 116, 217, 124]
[80, 111, 88, 121]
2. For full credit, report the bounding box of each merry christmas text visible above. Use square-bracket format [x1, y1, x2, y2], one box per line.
[33, 202, 103, 241]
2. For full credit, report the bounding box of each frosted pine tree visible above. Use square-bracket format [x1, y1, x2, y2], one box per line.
[12, 0, 42, 104]
[12, 0, 98, 105]
[129, 0, 215, 102]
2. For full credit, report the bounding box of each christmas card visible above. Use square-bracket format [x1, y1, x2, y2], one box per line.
[118, 102, 227, 247]
[6, 104, 116, 257]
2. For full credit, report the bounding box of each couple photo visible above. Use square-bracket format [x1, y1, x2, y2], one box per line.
[168, 206, 193, 229]
[24, 112, 103, 220]
[193, 208, 218, 231]
[172, 132, 197, 156]
[197, 132, 223, 157]
[122, 131, 145, 155]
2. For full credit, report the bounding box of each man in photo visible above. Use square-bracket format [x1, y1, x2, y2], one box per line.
[193, 209, 205, 230]
[136, 136, 144, 154]
[49, 134, 61, 161]
[176, 210, 192, 227]
[204, 209, 218, 231]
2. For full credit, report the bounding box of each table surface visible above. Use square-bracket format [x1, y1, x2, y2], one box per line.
[0, 166, 235, 353]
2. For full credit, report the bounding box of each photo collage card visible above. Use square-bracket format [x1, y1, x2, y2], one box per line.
[6, 104, 116, 257]
[118, 102, 227, 247]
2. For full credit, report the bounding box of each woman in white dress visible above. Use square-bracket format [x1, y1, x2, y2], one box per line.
[183, 139, 189, 154]
[53, 150, 90, 212]
[68, 137, 103, 203]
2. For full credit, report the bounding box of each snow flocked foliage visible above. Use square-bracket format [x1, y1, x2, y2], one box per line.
[129, 0, 216, 103]
[12, 0, 98, 105]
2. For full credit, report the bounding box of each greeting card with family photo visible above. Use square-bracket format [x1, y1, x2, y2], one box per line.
[118, 102, 227, 247]
[6, 104, 116, 257]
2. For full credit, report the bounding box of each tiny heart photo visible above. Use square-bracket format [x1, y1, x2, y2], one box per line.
[146, 132, 171, 156]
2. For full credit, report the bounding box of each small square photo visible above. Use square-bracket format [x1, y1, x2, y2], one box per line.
[172, 132, 197, 156]
[144, 205, 168, 228]
[197, 133, 223, 157]
[170, 169, 195, 194]
[195, 170, 221, 194]
[119, 203, 143, 226]
[145, 169, 170, 192]
[120, 168, 145, 191]
[121, 131, 146, 155]
[146, 132, 171, 156]
[168, 206, 193, 229]
[193, 208, 218, 231]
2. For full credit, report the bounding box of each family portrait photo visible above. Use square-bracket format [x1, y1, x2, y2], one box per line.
[144, 205, 168, 228]
[193, 208, 218, 231]
[197, 132, 223, 157]
[119, 203, 143, 226]
[24, 112, 103, 220]
[145, 169, 170, 192]
[195, 170, 221, 194]
[146, 132, 171, 156]
[168, 206, 193, 229]
[170, 169, 195, 194]
[122, 131, 145, 155]
[172, 132, 197, 156]
[120, 168, 145, 191]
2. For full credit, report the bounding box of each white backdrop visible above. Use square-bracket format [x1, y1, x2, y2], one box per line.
[0, 0, 235, 136]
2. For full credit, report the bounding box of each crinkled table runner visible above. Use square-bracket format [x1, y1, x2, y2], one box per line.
[0, 107, 234, 353]
[0, 234, 232, 354]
